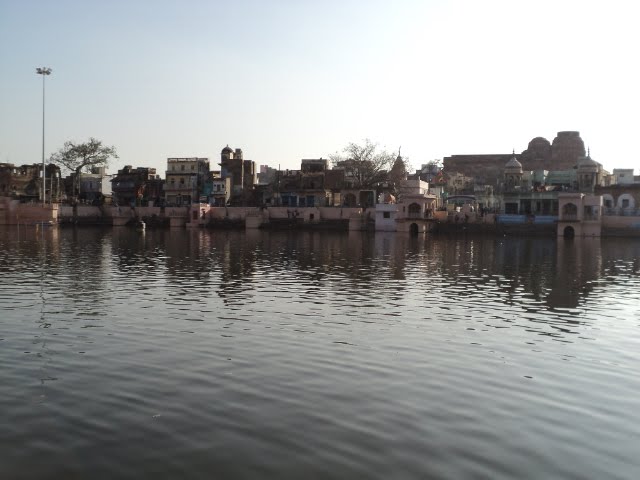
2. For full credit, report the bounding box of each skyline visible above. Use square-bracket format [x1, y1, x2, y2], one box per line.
[1, 0, 639, 175]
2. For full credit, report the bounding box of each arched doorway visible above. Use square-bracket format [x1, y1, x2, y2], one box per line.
[343, 193, 357, 207]
[408, 203, 421, 218]
[410, 223, 419, 235]
[617, 193, 635, 212]
[562, 203, 578, 219]
[563, 226, 575, 238]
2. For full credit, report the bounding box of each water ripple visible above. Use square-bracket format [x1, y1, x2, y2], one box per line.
[1, 229, 640, 479]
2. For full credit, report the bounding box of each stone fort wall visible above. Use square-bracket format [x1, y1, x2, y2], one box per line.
[443, 131, 586, 185]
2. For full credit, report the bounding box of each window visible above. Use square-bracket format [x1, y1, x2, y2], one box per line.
[622, 199, 630, 208]
[181, 165, 185, 171]
[563, 203, 578, 215]
[408, 203, 421, 214]
[505, 202, 518, 214]
[383, 211, 390, 219]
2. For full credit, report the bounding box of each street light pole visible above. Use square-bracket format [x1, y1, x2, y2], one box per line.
[36, 67, 52, 205]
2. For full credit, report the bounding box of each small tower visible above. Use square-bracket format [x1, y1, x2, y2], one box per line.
[221, 145, 233, 162]
[577, 148, 599, 193]
[389, 146, 408, 186]
[504, 150, 523, 191]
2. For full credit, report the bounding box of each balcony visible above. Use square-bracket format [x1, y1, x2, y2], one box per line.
[164, 184, 195, 193]
[406, 212, 435, 219]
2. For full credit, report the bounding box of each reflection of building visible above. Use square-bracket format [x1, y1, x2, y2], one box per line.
[164, 157, 210, 206]
[552, 238, 602, 308]
[112, 166, 163, 206]
[0, 163, 62, 203]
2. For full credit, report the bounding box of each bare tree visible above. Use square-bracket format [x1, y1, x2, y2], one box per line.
[330, 139, 396, 189]
[50, 138, 118, 199]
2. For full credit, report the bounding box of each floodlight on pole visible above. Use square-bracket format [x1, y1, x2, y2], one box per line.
[36, 67, 52, 205]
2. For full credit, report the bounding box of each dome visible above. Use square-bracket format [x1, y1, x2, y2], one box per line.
[505, 155, 522, 170]
[527, 136, 551, 150]
[526, 137, 551, 158]
[551, 131, 586, 170]
[221, 145, 233, 154]
[577, 154, 599, 172]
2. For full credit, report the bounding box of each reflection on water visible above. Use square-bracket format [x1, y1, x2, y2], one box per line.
[1, 227, 639, 479]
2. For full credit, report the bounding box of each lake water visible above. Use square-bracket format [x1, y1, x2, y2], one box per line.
[1, 227, 639, 479]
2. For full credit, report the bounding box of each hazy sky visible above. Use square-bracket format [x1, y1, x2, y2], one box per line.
[1, 0, 638, 175]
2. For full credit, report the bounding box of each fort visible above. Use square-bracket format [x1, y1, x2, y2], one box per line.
[443, 131, 586, 185]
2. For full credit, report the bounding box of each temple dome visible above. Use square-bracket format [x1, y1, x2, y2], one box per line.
[577, 154, 599, 172]
[506, 157, 522, 168]
[505, 154, 523, 172]
[527, 136, 551, 153]
[221, 145, 233, 154]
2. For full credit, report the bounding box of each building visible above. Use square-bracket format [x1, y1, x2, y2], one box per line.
[557, 192, 603, 237]
[276, 159, 334, 207]
[611, 169, 638, 186]
[0, 163, 62, 203]
[219, 146, 257, 205]
[264, 159, 351, 207]
[375, 179, 437, 233]
[210, 176, 231, 206]
[258, 165, 277, 185]
[78, 166, 112, 204]
[596, 183, 639, 216]
[112, 166, 163, 206]
[164, 157, 210, 206]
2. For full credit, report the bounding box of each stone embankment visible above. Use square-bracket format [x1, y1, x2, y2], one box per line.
[50, 204, 364, 231]
[2, 198, 639, 236]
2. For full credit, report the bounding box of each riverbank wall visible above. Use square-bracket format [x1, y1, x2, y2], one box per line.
[2, 198, 640, 237]
[0, 198, 58, 226]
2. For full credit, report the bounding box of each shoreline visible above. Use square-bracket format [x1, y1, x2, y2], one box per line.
[2, 200, 640, 237]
